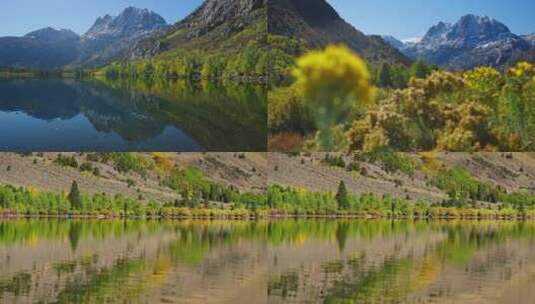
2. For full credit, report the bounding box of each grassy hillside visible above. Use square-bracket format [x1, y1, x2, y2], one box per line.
[4, 152, 535, 219]
[0, 153, 266, 195]
[268, 152, 535, 217]
[0, 153, 267, 218]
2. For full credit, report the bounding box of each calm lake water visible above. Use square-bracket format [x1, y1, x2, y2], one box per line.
[1, 219, 535, 304]
[0, 79, 266, 151]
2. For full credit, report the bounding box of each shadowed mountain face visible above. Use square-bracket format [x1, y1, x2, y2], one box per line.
[0, 7, 167, 69]
[268, 0, 411, 66]
[0, 28, 80, 69]
[384, 14, 535, 70]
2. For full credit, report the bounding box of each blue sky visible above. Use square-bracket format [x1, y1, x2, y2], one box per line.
[0, 0, 203, 37]
[327, 0, 535, 39]
[3, 1, 534, 39]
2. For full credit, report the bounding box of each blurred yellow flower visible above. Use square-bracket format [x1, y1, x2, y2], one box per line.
[292, 45, 375, 104]
[291, 45, 375, 150]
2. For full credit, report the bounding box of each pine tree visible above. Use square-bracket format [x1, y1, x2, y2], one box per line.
[335, 181, 350, 210]
[68, 180, 82, 210]
[377, 62, 394, 88]
[410, 59, 430, 79]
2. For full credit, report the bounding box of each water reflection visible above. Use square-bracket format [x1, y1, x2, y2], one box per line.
[1, 220, 535, 303]
[0, 79, 266, 151]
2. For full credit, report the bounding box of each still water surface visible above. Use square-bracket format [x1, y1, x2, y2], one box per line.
[0, 79, 266, 151]
[0, 219, 534, 303]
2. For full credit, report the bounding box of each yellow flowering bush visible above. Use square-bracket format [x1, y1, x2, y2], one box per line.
[346, 105, 411, 152]
[508, 61, 535, 79]
[463, 67, 503, 105]
[437, 102, 493, 151]
[464, 67, 501, 87]
[408, 70, 465, 99]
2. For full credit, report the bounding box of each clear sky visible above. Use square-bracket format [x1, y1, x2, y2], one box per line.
[327, 0, 535, 40]
[0, 0, 204, 37]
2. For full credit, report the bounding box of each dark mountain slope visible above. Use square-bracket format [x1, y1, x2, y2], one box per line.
[268, 0, 411, 66]
[0, 28, 80, 69]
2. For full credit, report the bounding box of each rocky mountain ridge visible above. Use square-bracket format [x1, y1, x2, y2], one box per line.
[383, 14, 535, 70]
[84, 7, 166, 40]
[75, 7, 168, 67]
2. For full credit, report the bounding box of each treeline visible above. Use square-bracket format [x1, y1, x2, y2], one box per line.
[371, 59, 436, 89]
[267, 179, 535, 219]
[432, 166, 535, 211]
[0, 67, 93, 79]
[2, 179, 535, 219]
[267, 183, 424, 217]
[99, 43, 267, 81]
[0, 181, 266, 219]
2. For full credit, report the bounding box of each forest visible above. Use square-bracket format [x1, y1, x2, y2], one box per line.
[268, 44, 535, 152]
[0, 43, 267, 82]
[97, 42, 267, 81]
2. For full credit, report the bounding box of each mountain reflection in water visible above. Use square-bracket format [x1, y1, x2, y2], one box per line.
[0, 79, 266, 151]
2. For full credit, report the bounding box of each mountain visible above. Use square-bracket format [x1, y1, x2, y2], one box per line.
[390, 14, 534, 70]
[522, 34, 535, 47]
[0, 7, 167, 69]
[25, 27, 79, 43]
[381, 35, 406, 51]
[84, 7, 166, 40]
[0, 27, 80, 69]
[268, 0, 411, 66]
[76, 7, 168, 66]
[128, 0, 267, 60]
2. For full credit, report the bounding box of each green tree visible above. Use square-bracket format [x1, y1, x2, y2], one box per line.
[68, 181, 82, 210]
[335, 181, 350, 210]
[377, 62, 394, 88]
[410, 59, 431, 79]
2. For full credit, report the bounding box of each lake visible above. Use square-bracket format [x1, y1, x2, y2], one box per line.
[1, 219, 535, 303]
[0, 79, 267, 151]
